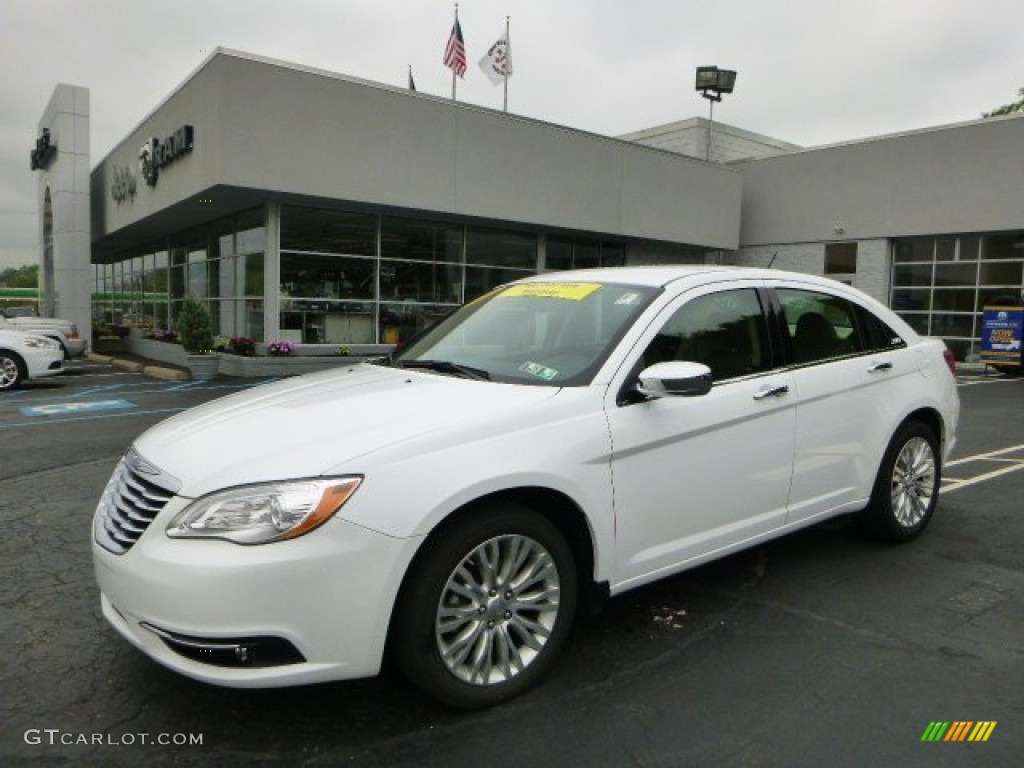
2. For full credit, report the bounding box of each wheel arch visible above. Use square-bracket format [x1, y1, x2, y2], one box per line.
[385, 485, 606, 656]
[901, 407, 945, 455]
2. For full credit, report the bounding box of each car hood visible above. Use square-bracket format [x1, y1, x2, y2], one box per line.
[134, 363, 561, 497]
[1, 316, 70, 331]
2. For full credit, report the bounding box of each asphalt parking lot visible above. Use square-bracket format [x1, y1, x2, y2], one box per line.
[1, 361, 1022, 767]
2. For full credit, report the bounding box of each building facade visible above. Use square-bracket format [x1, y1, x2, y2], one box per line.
[84, 49, 739, 348]
[32, 48, 1024, 362]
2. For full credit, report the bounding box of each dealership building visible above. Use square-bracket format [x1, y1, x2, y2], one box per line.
[32, 48, 1024, 361]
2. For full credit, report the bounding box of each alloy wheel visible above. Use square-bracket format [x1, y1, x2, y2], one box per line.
[435, 534, 561, 686]
[890, 436, 936, 528]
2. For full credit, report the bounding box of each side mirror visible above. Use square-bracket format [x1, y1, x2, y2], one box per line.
[636, 361, 713, 399]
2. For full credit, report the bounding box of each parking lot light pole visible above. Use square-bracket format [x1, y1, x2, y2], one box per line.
[695, 66, 737, 162]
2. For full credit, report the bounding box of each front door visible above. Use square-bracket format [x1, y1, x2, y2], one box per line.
[607, 284, 796, 590]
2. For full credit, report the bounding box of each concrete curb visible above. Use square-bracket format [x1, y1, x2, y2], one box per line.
[110, 358, 146, 373]
[142, 365, 190, 381]
[88, 351, 191, 380]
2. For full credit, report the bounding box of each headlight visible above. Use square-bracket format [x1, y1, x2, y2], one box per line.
[166, 477, 362, 544]
[21, 336, 58, 349]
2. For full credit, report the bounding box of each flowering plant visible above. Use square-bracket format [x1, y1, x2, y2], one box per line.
[229, 337, 257, 356]
[267, 340, 296, 357]
[154, 328, 179, 343]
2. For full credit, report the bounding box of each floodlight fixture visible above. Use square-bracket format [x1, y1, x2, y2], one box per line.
[695, 66, 738, 161]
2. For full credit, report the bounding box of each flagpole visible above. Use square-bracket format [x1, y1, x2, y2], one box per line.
[503, 16, 509, 112]
[451, 4, 459, 101]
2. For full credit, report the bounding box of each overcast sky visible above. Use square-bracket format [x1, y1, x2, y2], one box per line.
[2, 0, 1023, 270]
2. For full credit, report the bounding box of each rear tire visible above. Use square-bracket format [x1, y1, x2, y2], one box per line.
[0, 351, 25, 391]
[392, 502, 577, 709]
[859, 421, 941, 542]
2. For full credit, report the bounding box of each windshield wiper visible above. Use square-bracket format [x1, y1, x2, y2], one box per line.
[399, 359, 491, 380]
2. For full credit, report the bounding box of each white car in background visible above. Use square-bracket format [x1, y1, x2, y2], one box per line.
[92, 267, 959, 708]
[0, 307, 88, 359]
[0, 329, 64, 390]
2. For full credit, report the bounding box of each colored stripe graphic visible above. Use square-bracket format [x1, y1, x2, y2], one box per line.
[968, 722, 997, 742]
[945, 721, 973, 741]
[921, 721, 996, 742]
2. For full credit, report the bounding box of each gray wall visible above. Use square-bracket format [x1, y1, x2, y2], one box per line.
[93, 50, 741, 252]
[37, 84, 92, 343]
[736, 114, 1024, 246]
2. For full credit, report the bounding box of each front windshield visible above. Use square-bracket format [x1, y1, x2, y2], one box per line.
[393, 281, 660, 386]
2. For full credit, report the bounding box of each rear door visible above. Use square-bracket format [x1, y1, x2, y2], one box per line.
[767, 282, 915, 524]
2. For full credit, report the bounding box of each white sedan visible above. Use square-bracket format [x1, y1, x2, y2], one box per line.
[92, 267, 959, 708]
[0, 329, 64, 390]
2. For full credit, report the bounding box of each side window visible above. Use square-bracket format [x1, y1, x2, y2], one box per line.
[777, 288, 865, 364]
[855, 305, 907, 352]
[642, 288, 770, 381]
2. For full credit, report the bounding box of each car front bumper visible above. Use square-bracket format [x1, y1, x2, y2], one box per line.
[92, 501, 422, 688]
[24, 346, 64, 379]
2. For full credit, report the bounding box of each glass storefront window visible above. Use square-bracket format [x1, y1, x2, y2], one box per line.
[958, 236, 980, 261]
[931, 289, 977, 312]
[381, 217, 462, 262]
[825, 242, 858, 274]
[930, 313, 975, 339]
[601, 243, 626, 267]
[935, 238, 956, 261]
[187, 251, 208, 299]
[281, 206, 376, 255]
[466, 226, 536, 269]
[241, 252, 264, 297]
[892, 263, 931, 288]
[890, 288, 930, 312]
[983, 233, 1024, 260]
[933, 262, 977, 287]
[896, 312, 930, 335]
[464, 266, 534, 302]
[978, 260, 1023, 286]
[546, 237, 573, 271]
[892, 237, 935, 262]
[379, 303, 455, 345]
[280, 252, 376, 302]
[380, 260, 461, 304]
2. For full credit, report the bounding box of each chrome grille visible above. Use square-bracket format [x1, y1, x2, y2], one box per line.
[94, 451, 179, 555]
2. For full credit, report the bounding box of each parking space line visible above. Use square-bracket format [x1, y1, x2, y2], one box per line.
[946, 443, 1024, 466]
[0, 406, 188, 430]
[942, 462, 1024, 494]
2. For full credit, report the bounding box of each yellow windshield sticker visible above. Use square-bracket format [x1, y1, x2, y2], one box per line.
[501, 283, 602, 301]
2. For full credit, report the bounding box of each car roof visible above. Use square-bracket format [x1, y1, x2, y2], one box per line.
[520, 265, 835, 290]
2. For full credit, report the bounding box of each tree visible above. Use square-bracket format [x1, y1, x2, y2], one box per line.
[0, 264, 39, 288]
[175, 296, 214, 354]
[984, 88, 1024, 117]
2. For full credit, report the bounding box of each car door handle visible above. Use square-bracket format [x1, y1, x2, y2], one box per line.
[867, 361, 893, 373]
[753, 384, 790, 400]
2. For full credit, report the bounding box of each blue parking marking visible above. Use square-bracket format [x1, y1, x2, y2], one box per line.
[19, 399, 136, 417]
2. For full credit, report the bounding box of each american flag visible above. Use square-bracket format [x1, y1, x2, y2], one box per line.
[444, 18, 467, 78]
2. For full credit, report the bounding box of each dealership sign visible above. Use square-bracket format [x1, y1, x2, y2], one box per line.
[140, 124, 194, 186]
[980, 305, 1023, 367]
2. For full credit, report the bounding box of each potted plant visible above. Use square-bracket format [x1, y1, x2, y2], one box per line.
[175, 297, 218, 380]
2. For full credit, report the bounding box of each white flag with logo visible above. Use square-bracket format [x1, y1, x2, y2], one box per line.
[478, 32, 513, 85]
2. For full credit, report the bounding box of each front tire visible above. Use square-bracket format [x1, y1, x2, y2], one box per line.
[859, 421, 941, 541]
[0, 351, 24, 391]
[392, 502, 577, 709]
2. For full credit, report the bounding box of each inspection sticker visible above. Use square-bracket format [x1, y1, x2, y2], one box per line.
[501, 283, 601, 301]
[520, 361, 559, 381]
[19, 399, 136, 417]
